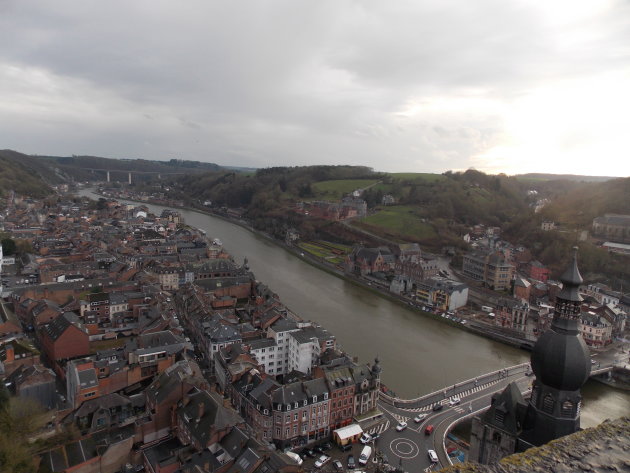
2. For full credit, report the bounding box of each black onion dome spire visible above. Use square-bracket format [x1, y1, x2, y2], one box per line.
[557, 247, 583, 304]
[530, 247, 590, 391]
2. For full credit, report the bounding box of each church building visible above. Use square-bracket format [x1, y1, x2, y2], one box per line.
[469, 247, 591, 464]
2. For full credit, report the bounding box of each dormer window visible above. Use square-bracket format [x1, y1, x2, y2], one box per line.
[312, 395, 317, 403]
[294, 402, 298, 409]
[324, 393, 328, 400]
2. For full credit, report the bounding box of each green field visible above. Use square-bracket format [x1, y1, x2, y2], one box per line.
[311, 179, 380, 199]
[388, 173, 445, 183]
[353, 205, 438, 241]
[297, 240, 351, 265]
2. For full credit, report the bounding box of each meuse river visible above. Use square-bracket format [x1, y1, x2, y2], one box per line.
[80, 190, 629, 427]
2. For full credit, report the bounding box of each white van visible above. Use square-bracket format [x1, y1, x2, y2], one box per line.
[284, 452, 303, 466]
[359, 446, 372, 465]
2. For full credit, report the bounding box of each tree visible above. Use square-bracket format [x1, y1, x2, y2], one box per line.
[0, 239, 15, 256]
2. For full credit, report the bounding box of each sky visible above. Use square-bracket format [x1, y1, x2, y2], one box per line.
[1, 1, 629, 176]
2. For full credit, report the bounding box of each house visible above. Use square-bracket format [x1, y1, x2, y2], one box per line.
[346, 246, 395, 276]
[462, 249, 514, 291]
[415, 277, 469, 311]
[592, 214, 630, 244]
[529, 260, 550, 282]
[6, 363, 56, 409]
[175, 387, 245, 451]
[39, 425, 135, 473]
[39, 312, 90, 363]
[579, 312, 612, 347]
[513, 277, 532, 303]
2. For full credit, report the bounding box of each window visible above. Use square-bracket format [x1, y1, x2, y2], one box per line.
[561, 400, 574, 417]
[294, 412, 298, 421]
[543, 394, 555, 414]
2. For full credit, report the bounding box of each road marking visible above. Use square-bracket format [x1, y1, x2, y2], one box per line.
[389, 438, 420, 460]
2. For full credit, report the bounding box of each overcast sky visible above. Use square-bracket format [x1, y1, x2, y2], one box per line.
[1, 1, 629, 176]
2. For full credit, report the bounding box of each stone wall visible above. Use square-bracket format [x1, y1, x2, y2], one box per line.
[442, 416, 630, 473]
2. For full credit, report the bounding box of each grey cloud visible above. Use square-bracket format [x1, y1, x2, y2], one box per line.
[0, 0, 628, 174]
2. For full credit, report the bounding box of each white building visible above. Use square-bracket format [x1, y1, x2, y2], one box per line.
[248, 338, 280, 375]
[267, 319, 301, 376]
[287, 327, 336, 375]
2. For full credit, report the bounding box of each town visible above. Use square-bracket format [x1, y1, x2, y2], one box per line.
[0, 185, 628, 473]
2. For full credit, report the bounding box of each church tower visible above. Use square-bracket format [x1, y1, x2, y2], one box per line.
[521, 247, 591, 446]
[470, 248, 591, 463]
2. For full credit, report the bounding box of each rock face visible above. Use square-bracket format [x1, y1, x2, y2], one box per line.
[443, 417, 630, 473]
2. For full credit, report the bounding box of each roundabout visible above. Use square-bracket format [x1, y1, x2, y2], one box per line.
[389, 437, 420, 460]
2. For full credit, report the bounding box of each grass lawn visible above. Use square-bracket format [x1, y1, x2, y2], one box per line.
[298, 240, 352, 262]
[354, 205, 438, 241]
[312, 179, 380, 199]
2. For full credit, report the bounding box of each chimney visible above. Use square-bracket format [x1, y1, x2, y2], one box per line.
[197, 401, 204, 421]
[5, 345, 14, 362]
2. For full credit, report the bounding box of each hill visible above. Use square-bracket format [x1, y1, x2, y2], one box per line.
[35, 155, 222, 182]
[515, 173, 618, 183]
[537, 177, 630, 227]
[0, 150, 57, 198]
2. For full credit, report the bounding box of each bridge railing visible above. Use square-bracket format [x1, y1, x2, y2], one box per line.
[380, 362, 531, 408]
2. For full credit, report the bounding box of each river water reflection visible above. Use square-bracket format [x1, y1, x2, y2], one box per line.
[80, 190, 629, 426]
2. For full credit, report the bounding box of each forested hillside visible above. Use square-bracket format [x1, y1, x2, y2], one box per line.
[0, 150, 56, 197]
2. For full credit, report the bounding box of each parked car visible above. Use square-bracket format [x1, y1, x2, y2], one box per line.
[371, 432, 380, 441]
[347, 454, 356, 469]
[425, 424, 435, 435]
[339, 443, 352, 452]
[414, 413, 428, 423]
[303, 448, 316, 458]
[449, 396, 461, 406]
[428, 449, 439, 463]
[395, 421, 407, 431]
[432, 403, 444, 412]
[359, 433, 372, 444]
[333, 459, 344, 471]
[314, 455, 331, 468]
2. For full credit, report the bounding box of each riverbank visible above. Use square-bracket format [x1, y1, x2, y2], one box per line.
[84, 188, 536, 350]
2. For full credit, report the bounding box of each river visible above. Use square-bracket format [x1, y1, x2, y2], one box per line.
[78, 189, 629, 427]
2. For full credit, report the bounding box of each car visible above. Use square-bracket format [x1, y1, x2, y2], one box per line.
[333, 459, 344, 471]
[338, 443, 352, 452]
[432, 403, 444, 411]
[303, 448, 316, 458]
[428, 449, 439, 463]
[320, 442, 332, 450]
[414, 413, 428, 423]
[449, 396, 461, 406]
[370, 432, 380, 441]
[395, 421, 407, 431]
[314, 454, 330, 468]
[425, 424, 434, 435]
[359, 432, 372, 444]
[347, 454, 356, 469]
[314, 445, 326, 454]
[591, 359, 597, 365]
